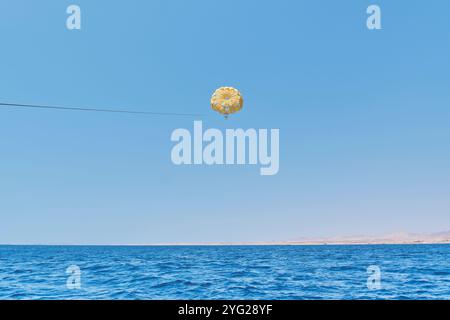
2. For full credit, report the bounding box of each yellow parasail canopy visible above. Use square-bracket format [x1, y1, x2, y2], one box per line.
[211, 87, 243, 118]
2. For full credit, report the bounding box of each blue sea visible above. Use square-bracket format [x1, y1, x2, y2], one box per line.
[0, 245, 449, 300]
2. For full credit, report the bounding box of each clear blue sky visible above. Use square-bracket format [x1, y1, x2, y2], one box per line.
[0, 1, 449, 244]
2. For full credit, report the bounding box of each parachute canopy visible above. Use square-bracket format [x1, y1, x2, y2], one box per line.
[211, 87, 243, 118]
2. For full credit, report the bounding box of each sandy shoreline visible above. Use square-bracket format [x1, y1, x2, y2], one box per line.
[2, 232, 449, 246]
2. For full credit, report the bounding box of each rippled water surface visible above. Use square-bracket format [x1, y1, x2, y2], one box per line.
[0, 245, 449, 299]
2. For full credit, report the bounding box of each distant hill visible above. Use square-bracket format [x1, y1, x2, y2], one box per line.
[286, 231, 450, 245]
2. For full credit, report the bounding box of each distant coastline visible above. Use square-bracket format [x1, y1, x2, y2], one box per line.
[280, 231, 450, 246]
[141, 231, 450, 245]
[2, 231, 450, 246]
